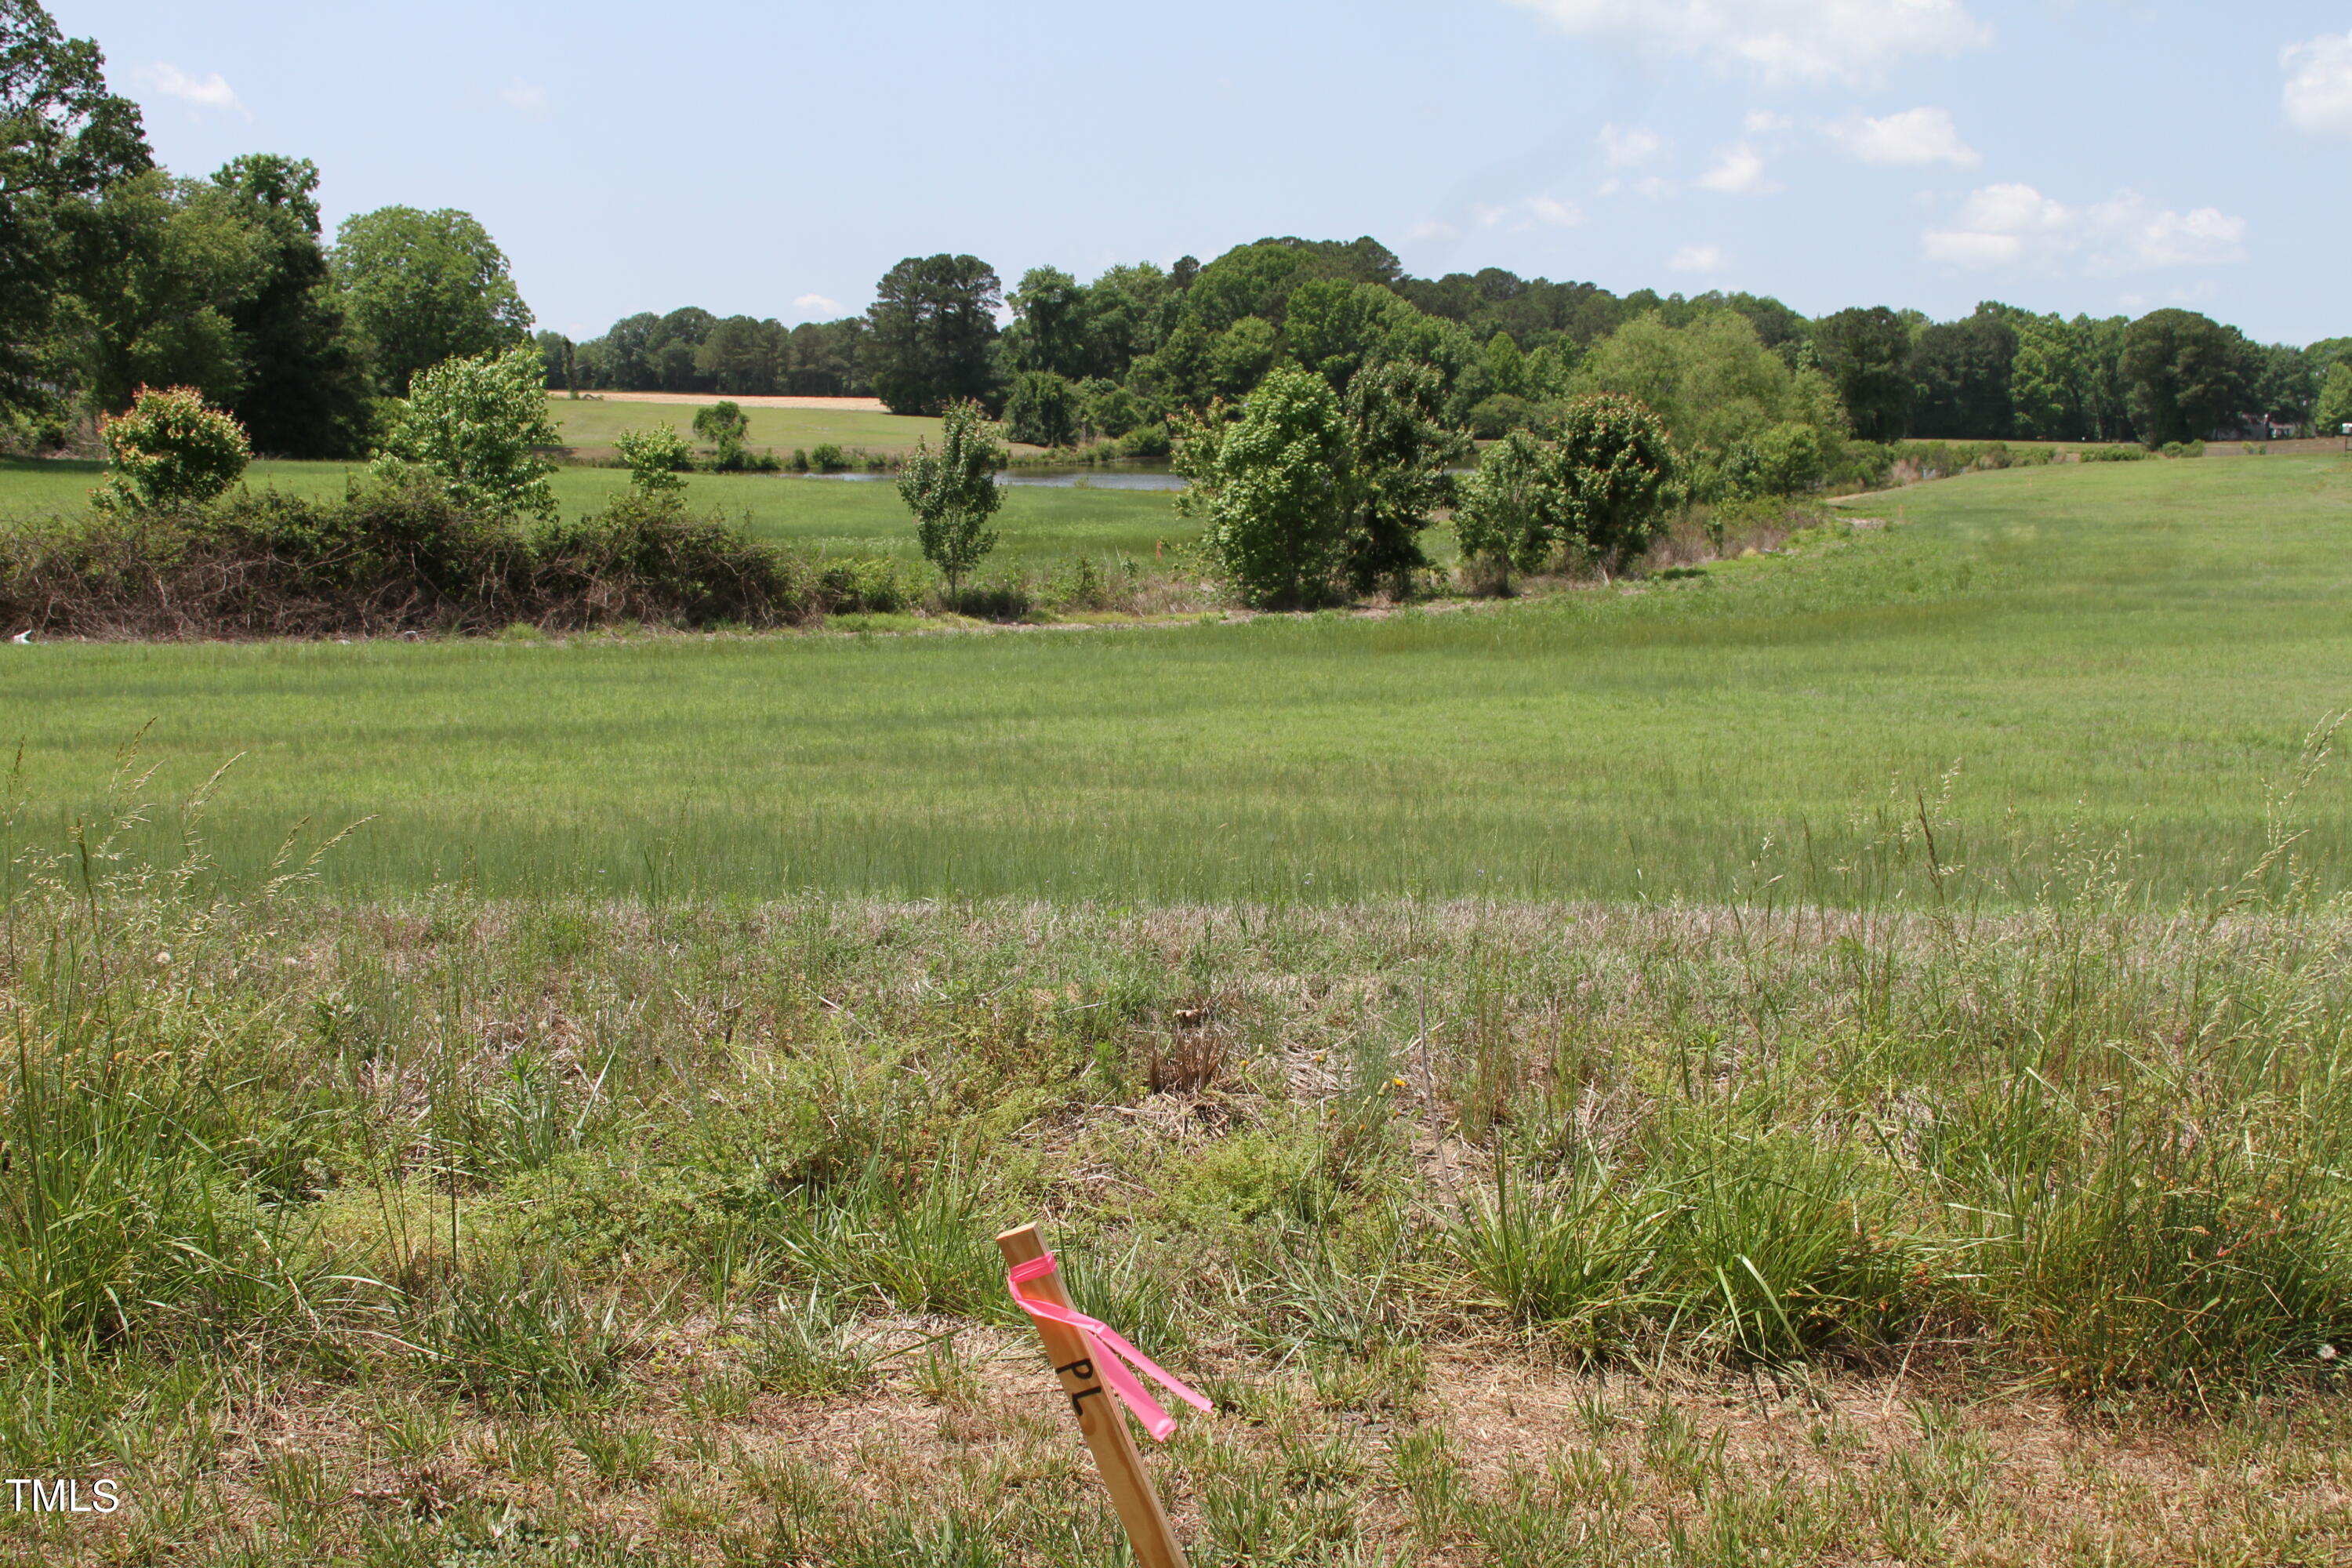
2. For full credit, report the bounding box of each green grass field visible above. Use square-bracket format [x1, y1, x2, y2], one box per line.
[9, 452, 2352, 1568]
[0, 456, 1189, 565]
[2, 454, 2347, 903]
[541, 395, 964, 455]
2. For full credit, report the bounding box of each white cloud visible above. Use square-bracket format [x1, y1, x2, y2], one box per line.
[1743, 110, 1793, 133]
[2084, 193, 2245, 272]
[1505, 0, 1990, 87]
[1668, 243, 1727, 274]
[2282, 31, 2352, 136]
[1471, 201, 1509, 227]
[1826, 106, 1978, 166]
[1524, 196, 1584, 227]
[1922, 183, 2246, 274]
[500, 78, 552, 120]
[1697, 143, 1777, 194]
[1406, 219, 1460, 241]
[793, 293, 844, 314]
[129, 62, 249, 118]
[1596, 122, 1668, 169]
[1922, 230, 2021, 267]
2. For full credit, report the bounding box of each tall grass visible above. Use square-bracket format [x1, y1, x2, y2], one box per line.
[4, 456, 2347, 904]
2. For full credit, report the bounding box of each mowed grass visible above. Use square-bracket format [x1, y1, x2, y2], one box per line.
[542, 394, 967, 455]
[0, 457, 1189, 565]
[2, 455, 2349, 902]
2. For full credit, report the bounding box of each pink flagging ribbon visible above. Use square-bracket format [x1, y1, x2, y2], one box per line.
[1007, 1252, 1212, 1441]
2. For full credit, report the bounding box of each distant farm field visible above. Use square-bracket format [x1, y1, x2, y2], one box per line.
[0, 457, 1189, 565]
[2, 456, 2347, 903]
[543, 395, 988, 455]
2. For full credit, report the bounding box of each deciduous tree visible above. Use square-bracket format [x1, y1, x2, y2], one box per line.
[2121, 308, 2249, 446]
[898, 398, 1004, 593]
[332, 205, 532, 395]
[0, 0, 149, 425]
[1176, 366, 1350, 608]
[1554, 393, 1677, 573]
[1341, 357, 1467, 596]
[1812, 306, 1911, 442]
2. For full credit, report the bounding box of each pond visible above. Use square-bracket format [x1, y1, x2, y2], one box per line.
[804, 466, 1187, 491]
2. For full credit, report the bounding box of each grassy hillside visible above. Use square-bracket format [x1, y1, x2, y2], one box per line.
[0, 457, 1189, 564]
[1, 456, 2347, 903]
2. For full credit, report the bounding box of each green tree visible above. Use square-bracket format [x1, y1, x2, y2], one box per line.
[691, 399, 750, 468]
[1451, 428, 1566, 589]
[1909, 304, 2016, 439]
[2121, 308, 2249, 446]
[209, 156, 372, 457]
[1176, 366, 1351, 608]
[866, 254, 1000, 415]
[0, 0, 150, 426]
[1004, 265, 1091, 379]
[897, 398, 1004, 593]
[332, 205, 532, 395]
[695, 314, 786, 395]
[2007, 317, 2079, 440]
[2249, 342, 2316, 432]
[91, 383, 247, 512]
[1576, 309, 1839, 472]
[1554, 393, 1677, 573]
[1483, 331, 1526, 398]
[1341, 357, 1468, 596]
[1004, 369, 1077, 448]
[371, 344, 558, 519]
[1283, 278, 1414, 393]
[1812, 307, 1911, 442]
[615, 425, 691, 494]
[2315, 362, 2352, 434]
[67, 169, 256, 414]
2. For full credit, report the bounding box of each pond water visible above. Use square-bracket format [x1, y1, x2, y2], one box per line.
[804, 466, 1187, 491]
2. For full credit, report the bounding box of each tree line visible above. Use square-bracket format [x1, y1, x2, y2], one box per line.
[562, 237, 2348, 463]
[0, 4, 537, 459]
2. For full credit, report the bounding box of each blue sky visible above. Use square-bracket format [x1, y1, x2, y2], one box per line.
[64, 1, 2352, 347]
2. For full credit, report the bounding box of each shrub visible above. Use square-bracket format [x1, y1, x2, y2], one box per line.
[2081, 445, 2149, 463]
[92, 386, 250, 514]
[0, 480, 826, 637]
[815, 556, 916, 615]
[1725, 420, 1825, 499]
[371, 345, 561, 521]
[1177, 367, 1352, 609]
[1554, 393, 1679, 572]
[693, 400, 751, 468]
[614, 426, 692, 494]
[1119, 422, 1173, 459]
[808, 442, 849, 473]
[1451, 429, 1568, 589]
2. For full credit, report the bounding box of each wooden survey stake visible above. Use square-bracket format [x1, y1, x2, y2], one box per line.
[996, 1223, 1190, 1568]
